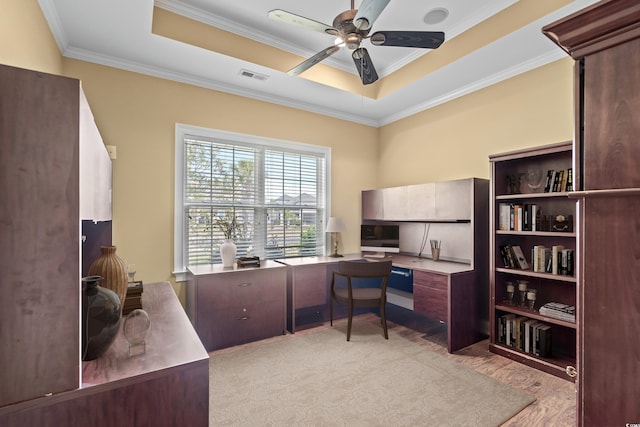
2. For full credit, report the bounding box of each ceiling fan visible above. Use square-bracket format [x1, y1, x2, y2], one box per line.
[268, 0, 445, 85]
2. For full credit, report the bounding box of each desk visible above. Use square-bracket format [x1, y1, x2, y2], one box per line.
[278, 253, 486, 353]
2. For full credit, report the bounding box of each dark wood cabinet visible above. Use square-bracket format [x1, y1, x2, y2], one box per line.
[413, 271, 448, 322]
[186, 261, 287, 351]
[0, 64, 81, 407]
[543, 1, 640, 425]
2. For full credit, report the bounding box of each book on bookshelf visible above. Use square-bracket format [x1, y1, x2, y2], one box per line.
[544, 170, 554, 192]
[566, 168, 573, 191]
[539, 302, 576, 322]
[511, 245, 529, 270]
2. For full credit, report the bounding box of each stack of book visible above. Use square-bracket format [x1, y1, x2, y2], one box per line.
[539, 302, 575, 323]
[497, 314, 552, 357]
[123, 281, 143, 315]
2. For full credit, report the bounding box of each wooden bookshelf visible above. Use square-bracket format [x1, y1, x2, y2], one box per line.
[489, 141, 577, 381]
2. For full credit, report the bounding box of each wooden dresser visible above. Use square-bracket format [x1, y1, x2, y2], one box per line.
[186, 261, 287, 351]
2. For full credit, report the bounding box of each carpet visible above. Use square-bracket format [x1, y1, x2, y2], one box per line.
[209, 320, 535, 426]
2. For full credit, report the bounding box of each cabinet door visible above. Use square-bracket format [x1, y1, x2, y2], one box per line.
[407, 183, 435, 220]
[293, 264, 328, 308]
[413, 271, 448, 322]
[79, 88, 111, 221]
[0, 65, 80, 407]
[362, 189, 383, 220]
[382, 186, 407, 220]
[435, 179, 471, 220]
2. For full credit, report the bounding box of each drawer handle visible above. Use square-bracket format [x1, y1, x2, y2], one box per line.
[238, 315, 250, 321]
[565, 365, 577, 378]
[237, 282, 252, 288]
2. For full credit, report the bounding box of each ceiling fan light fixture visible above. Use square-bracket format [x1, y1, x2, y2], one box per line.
[345, 33, 362, 50]
[354, 17, 370, 31]
[423, 8, 449, 25]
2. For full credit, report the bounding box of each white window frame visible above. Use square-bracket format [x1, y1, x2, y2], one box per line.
[174, 123, 332, 281]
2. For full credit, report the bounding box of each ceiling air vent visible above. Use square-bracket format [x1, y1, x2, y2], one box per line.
[239, 69, 269, 82]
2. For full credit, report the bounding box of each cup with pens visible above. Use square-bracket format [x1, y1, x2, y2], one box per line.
[430, 240, 441, 261]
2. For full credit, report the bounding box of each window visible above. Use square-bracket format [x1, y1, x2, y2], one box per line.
[174, 124, 331, 280]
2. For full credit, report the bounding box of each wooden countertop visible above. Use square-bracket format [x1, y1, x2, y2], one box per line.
[276, 253, 473, 275]
[187, 259, 285, 276]
[81, 281, 208, 387]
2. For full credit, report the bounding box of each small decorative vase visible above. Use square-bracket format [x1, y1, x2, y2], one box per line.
[220, 239, 237, 268]
[88, 246, 128, 307]
[82, 275, 122, 361]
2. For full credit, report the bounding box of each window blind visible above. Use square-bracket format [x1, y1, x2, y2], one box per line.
[182, 135, 326, 266]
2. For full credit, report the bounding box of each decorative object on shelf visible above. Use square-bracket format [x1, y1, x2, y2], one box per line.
[127, 263, 136, 282]
[325, 216, 346, 257]
[123, 280, 143, 315]
[430, 239, 441, 261]
[88, 245, 128, 307]
[524, 168, 544, 191]
[505, 281, 515, 305]
[552, 214, 573, 232]
[123, 308, 151, 356]
[507, 174, 521, 194]
[527, 289, 537, 311]
[81, 275, 122, 361]
[517, 280, 529, 308]
[214, 211, 240, 268]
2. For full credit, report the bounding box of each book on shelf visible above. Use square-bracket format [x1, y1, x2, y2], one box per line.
[499, 203, 511, 231]
[498, 314, 552, 357]
[559, 249, 574, 276]
[552, 245, 564, 275]
[544, 168, 573, 193]
[544, 170, 554, 192]
[566, 168, 573, 191]
[539, 302, 576, 322]
[510, 245, 529, 270]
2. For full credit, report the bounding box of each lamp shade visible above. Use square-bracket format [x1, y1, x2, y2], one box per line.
[325, 217, 346, 233]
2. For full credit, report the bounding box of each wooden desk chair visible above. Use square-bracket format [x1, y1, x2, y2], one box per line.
[330, 259, 393, 341]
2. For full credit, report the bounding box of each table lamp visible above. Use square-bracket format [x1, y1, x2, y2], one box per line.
[325, 217, 346, 257]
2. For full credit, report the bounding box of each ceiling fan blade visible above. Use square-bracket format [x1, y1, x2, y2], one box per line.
[352, 47, 379, 85]
[353, 0, 390, 31]
[268, 9, 336, 35]
[287, 45, 341, 76]
[370, 31, 445, 49]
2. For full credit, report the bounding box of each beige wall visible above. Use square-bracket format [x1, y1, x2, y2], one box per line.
[0, 0, 63, 75]
[378, 58, 575, 187]
[2, 0, 575, 304]
[62, 60, 378, 300]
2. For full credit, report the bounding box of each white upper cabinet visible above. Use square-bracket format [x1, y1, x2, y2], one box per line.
[79, 87, 112, 221]
[362, 179, 473, 222]
[435, 179, 471, 220]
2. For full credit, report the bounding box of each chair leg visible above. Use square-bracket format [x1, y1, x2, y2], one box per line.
[346, 302, 353, 341]
[330, 297, 333, 326]
[381, 303, 388, 339]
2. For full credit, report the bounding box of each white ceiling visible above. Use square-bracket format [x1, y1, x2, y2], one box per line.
[38, 0, 597, 127]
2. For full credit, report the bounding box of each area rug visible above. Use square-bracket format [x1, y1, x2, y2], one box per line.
[209, 321, 535, 426]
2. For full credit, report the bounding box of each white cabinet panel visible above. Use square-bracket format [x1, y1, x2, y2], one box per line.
[435, 179, 471, 220]
[79, 88, 112, 221]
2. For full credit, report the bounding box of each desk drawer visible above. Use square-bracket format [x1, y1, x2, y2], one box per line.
[413, 271, 448, 322]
